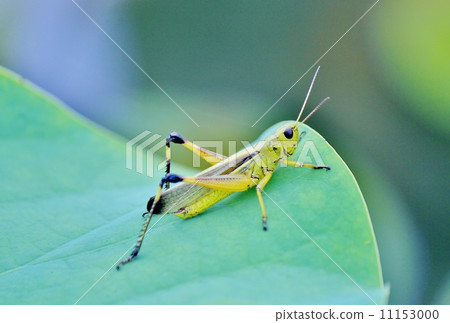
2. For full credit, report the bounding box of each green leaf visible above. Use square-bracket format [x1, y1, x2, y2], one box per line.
[0, 66, 387, 304]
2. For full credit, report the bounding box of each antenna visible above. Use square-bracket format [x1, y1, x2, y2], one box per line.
[298, 97, 330, 126]
[295, 65, 321, 124]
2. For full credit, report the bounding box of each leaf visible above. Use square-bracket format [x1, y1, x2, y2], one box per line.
[0, 66, 387, 304]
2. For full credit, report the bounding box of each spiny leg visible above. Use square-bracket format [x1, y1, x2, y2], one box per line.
[255, 172, 273, 231]
[117, 174, 184, 269]
[164, 136, 173, 189]
[280, 159, 330, 170]
[164, 132, 188, 189]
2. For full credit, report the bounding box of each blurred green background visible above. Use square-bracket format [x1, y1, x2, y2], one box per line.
[0, 0, 448, 304]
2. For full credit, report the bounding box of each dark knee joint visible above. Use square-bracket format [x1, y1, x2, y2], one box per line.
[314, 165, 331, 170]
[161, 173, 184, 186]
[168, 131, 185, 144]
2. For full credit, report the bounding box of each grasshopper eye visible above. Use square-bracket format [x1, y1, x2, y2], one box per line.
[283, 127, 293, 139]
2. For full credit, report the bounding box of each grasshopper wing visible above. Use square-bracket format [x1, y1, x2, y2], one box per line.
[146, 150, 257, 215]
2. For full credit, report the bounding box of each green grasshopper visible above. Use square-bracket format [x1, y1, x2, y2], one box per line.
[117, 66, 330, 269]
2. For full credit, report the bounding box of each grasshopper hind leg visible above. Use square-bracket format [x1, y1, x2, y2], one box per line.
[117, 174, 183, 269]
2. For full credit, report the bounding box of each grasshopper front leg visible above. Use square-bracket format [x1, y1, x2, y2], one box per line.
[280, 159, 330, 170]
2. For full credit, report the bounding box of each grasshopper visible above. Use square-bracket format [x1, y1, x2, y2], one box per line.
[117, 66, 330, 269]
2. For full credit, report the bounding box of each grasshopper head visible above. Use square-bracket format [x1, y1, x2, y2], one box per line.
[275, 94, 329, 156]
[273, 66, 330, 157]
[276, 65, 329, 156]
[275, 122, 301, 156]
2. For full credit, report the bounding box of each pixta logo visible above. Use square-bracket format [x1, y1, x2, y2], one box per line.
[126, 131, 326, 177]
[126, 131, 167, 178]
